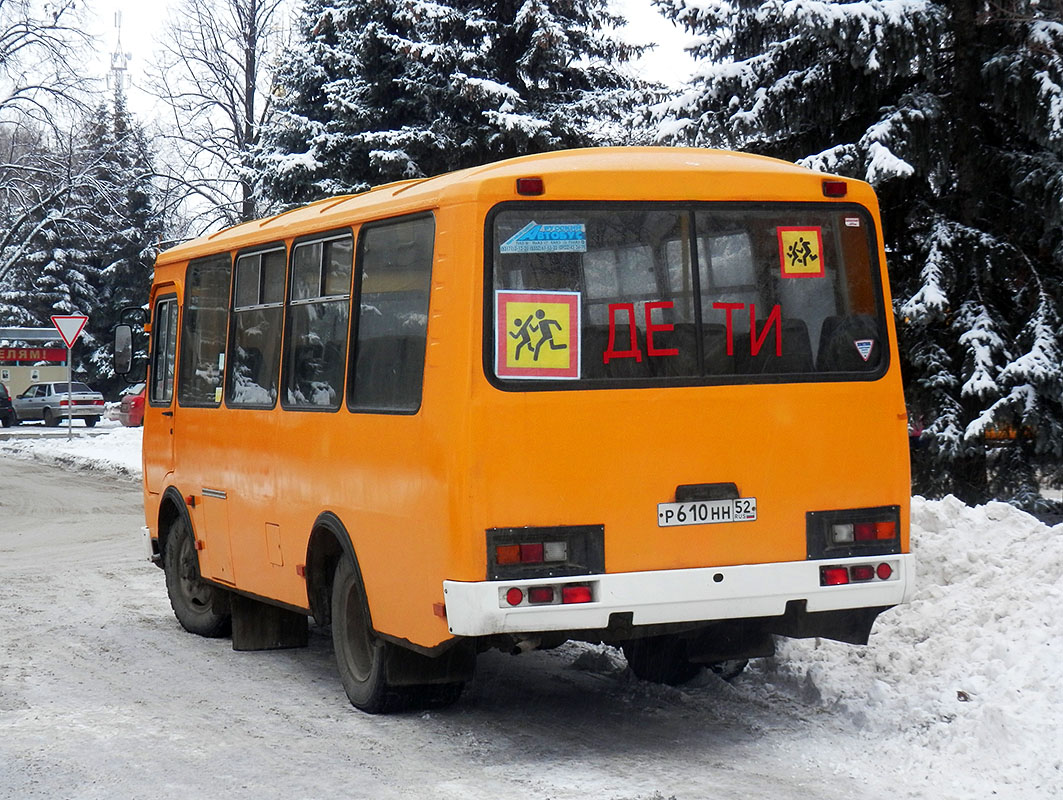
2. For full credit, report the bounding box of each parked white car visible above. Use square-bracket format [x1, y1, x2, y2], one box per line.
[11, 381, 105, 427]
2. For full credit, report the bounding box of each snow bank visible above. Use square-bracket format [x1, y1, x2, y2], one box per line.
[0, 423, 142, 478]
[757, 495, 1063, 797]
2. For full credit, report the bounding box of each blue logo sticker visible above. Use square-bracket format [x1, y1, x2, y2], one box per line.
[854, 339, 875, 361]
[500, 222, 587, 254]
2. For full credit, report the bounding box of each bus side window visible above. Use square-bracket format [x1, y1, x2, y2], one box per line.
[228, 247, 285, 407]
[349, 214, 435, 413]
[283, 234, 353, 410]
[150, 297, 178, 404]
[178, 255, 232, 407]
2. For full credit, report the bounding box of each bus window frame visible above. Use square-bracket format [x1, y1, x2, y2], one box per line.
[177, 254, 234, 409]
[482, 200, 891, 392]
[148, 292, 179, 408]
[226, 242, 288, 411]
[279, 227, 355, 414]
[346, 211, 436, 417]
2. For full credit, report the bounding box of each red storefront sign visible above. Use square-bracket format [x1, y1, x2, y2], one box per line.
[0, 347, 68, 362]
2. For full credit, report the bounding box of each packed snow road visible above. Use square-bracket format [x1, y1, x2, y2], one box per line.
[1, 435, 1060, 799]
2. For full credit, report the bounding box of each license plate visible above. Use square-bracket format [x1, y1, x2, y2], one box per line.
[657, 497, 758, 527]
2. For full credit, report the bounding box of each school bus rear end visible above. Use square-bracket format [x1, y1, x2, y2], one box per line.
[439, 150, 912, 676]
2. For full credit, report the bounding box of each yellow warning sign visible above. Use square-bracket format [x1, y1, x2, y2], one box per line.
[495, 291, 581, 379]
[777, 227, 825, 278]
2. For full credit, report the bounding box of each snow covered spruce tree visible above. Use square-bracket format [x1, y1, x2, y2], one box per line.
[654, 0, 1063, 507]
[1, 87, 163, 394]
[258, 0, 647, 205]
[72, 87, 165, 394]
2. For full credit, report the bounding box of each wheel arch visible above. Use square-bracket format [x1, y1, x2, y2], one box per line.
[158, 486, 193, 560]
[305, 510, 360, 628]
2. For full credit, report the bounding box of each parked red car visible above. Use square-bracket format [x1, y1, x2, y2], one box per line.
[119, 383, 145, 427]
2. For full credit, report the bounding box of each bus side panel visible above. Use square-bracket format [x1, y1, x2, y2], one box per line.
[314, 203, 476, 647]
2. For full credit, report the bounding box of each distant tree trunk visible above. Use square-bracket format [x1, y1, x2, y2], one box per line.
[148, 0, 286, 234]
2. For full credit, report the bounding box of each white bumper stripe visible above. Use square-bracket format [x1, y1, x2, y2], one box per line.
[443, 554, 914, 637]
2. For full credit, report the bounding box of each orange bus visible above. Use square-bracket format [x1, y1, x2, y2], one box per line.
[119, 147, 913, 712]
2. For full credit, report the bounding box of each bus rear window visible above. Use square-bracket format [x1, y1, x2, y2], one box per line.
[489, 203, 887, 385]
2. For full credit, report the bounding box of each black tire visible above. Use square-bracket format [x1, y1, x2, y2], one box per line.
[1, 415, 11, 428]
[163, 516, 231, 637]
[331, 554, 406, 713]
[84, 416, 99, 428]
[43, 408, 59, 427]
[708, 659, 749, 681]
[622, 636, 702, 685]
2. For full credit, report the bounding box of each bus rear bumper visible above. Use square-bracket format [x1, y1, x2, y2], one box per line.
[442, 554, 914, 637]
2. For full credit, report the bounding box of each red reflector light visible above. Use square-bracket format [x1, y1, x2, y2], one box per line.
[877, 563, 893, 580]
[496, 545, 520, 565]
[561, 585, 592, 604]
[528, 586, 554, 605]
[516, 177, 544, 196]
[505, 587, 523, 606]
[850, 565, 875, 582]
[822, 179, 847, 197]
[821, 567, 849, 586]
[520, 543, 544, 564]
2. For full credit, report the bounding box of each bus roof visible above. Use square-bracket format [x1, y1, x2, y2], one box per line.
[158, 147, 861, 267]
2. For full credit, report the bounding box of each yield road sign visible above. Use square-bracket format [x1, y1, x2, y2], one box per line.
[51, 315, 88, 348]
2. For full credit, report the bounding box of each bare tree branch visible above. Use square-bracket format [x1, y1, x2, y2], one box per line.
[146, 0, 288, 234]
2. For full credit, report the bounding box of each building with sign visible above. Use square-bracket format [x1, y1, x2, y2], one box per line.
[0, 329, 70, 395]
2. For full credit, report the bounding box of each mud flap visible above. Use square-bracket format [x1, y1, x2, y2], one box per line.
[384, 641, 477, 686]
[230, 594, 309, 651]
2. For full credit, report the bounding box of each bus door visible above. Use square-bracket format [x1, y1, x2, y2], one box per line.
[175, 254, 237, 585]
[145, 289, 179, 494]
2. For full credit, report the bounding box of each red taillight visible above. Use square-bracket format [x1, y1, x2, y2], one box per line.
[561, 585, 592, 604]
[850, 565, 875, 582]
[854, 522, 876, 542]
[821, 567, 850, 586]
[516, 177, 544, 196]
[528, 586, 554, 605]
[877, 563, 893, 580]
[505, 587, 523, 606]
[520, 543, 544, 564]
[822, 179, 847, 197]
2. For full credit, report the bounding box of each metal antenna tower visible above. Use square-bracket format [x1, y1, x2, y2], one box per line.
[108, 10, 133, 90]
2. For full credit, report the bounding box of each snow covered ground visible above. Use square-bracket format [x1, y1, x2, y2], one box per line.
[1, 424, 1061, 798]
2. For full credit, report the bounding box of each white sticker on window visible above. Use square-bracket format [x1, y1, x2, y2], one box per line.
[854, 339, 875, 361]
[500, 222, 587, 254]
[844, 217, 861, 228]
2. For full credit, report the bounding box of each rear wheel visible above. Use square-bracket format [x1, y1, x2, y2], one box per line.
[84, 416, 99, 428]
[622, 636, 701, 685]
[331, 554, 406, 713]
[163, 516, 231, 637]
[43, 408, 59, 427]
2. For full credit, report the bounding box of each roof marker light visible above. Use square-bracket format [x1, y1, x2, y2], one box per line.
[822, 179, 847, 198]
[516, 177, 544, 196]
